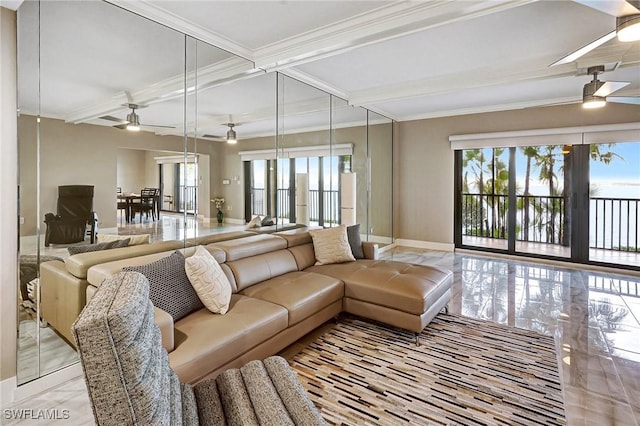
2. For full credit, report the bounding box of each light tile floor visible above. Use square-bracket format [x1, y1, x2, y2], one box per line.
[8, 215, 640, 425]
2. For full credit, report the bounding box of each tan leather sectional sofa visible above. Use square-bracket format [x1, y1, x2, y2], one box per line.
[84, 229, 453, 384]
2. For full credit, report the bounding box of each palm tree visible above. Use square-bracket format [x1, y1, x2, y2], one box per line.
[521, 146, 540, 241]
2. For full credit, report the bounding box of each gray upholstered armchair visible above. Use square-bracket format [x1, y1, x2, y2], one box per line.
[72, 271, 326, 425]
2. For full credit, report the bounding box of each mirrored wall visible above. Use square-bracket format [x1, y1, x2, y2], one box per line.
[16, 1, 393, 385]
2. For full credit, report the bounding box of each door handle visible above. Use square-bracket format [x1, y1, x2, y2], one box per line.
[573, 193, 577, 209]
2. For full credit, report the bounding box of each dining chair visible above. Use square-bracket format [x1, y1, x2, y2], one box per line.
[116, 188, 127, 222]
[130, 188, 157, 221]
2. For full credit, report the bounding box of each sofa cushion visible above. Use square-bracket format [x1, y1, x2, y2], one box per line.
[346, 224, 364, 259]
[212, 234, 287, 262]
[67, 238, 130, 255]
[241, 271, 343, 326]
[66, 239, 186, 279]
[170, 295, 288, 384]
[227, 250, 299, 292]
[308, 226, 355, 265]
[97, 233, 150, 245]
[307, 260, 453, 316]
[185, 246, 232, 315]
[124, 251, 204, 322]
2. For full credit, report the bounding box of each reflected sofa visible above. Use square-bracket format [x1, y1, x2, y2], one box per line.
[39, 231, 255, 345]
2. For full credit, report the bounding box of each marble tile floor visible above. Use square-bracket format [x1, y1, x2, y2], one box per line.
[10, 217, 640, 425]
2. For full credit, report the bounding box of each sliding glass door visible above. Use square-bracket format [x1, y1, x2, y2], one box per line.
[589, 142, 640, 267]
[457, 140, 640, 268]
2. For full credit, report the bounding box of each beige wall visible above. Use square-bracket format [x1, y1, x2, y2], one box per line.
[1, 5, 18, 385]
[396, 103, 640, 245]
[117, 148, 146, 193]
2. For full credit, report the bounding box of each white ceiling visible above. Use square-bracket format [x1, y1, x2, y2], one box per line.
[15, 0, 640, 140]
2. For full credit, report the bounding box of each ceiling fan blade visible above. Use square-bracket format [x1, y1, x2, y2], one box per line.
[594, 80, 631, 96]
[114, 123, 128, 130]
[100, 115, 127, 123]
[607, 96, 640, 104]
[573, 0, 640, 16]
[549, 30, 616, 66]
[141, 124, 176, 129]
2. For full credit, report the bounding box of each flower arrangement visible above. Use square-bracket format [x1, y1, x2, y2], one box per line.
[212, 197, 225, 212]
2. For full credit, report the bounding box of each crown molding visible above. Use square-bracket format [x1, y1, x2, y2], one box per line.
[104, 0, 255, 62]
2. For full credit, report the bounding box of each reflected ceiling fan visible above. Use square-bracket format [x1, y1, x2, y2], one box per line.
[202, 120, 241, 144]
[550, 0, 640, 66]
[100, 104, 176, 132]
[581, 65, 638, 108]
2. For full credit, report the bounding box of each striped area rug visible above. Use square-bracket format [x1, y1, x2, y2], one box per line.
[291, 314, 565, 426]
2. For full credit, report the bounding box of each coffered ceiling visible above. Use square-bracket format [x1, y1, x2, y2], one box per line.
[14, 0, 640, 140]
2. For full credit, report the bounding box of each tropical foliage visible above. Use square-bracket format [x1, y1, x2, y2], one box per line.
[461, 144, 621, 246]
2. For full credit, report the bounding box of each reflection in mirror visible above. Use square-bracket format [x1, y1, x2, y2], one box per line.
[15, 0, 252, 385]
[332, 97, 368, 234]
[275, 74, 331, 230]
[367, 111, 394, 244]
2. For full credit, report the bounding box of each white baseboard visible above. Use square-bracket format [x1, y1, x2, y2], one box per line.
[1, 376, 16, 409]
[97, 227, 118, 235]
[10, 364, 82, 405]
[224, 217, 245, 225]
[395, 239, 455, 252]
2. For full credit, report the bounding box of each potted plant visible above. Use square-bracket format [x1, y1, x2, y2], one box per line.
[212, 198, 225, 224]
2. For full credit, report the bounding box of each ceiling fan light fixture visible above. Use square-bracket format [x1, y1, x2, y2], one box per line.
[226, 123, 237, 144]
[617, 14, 640, 42]
[583, 95, 606, 109]
[126, 110, 141, 131]
[582, 67, 606, 108]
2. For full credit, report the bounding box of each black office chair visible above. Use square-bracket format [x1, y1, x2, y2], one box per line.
[44, 185, 98, 246]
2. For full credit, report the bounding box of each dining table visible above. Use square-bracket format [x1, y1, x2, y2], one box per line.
[118, 192, 160, 223]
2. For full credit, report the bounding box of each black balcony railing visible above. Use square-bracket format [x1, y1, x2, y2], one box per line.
[462, 193, 640, 253]
[178, 185, 197, 213]
[250, 187, 339, 224]
[591, 197, 640, 252]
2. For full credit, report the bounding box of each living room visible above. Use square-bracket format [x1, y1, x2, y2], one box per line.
[1, 1, 639, 424]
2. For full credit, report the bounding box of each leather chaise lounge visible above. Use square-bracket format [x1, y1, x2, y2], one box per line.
[83, 229, 453, 384]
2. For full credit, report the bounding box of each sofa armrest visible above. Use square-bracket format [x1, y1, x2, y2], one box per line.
[40, 260, 88, 347]
[362, 242, 379, 260]
[154, 306, 175, 352]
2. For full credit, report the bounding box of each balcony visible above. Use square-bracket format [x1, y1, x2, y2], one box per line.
[462, 193, 640, 267]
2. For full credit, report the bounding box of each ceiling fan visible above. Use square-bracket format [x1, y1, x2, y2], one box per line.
[202, 123, 241, 144]
[581, 65, 638, 108]
[100, 104, 176, 131]
[550, 0, 640, 67]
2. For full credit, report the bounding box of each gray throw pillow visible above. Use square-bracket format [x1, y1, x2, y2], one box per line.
[68, 238, 130, 255]
[261, 215, 275, 227]
[124, 251, 204, 321]
[347, 224, 364, 259]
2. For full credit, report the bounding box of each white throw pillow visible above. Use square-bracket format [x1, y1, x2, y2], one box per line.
[184, 246, 232, 315]
[245, 215, 262, 230]
[309, 225, 356, 265]
[97, 233, 150, 245]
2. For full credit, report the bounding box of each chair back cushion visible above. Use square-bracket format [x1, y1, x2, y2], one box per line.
[72, 271, 189, 425]
[57, 185, 94, 218]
